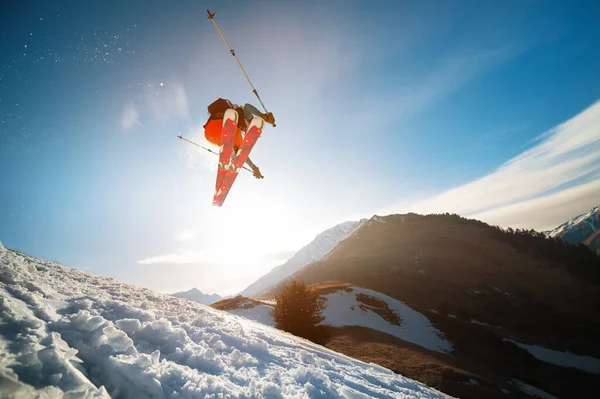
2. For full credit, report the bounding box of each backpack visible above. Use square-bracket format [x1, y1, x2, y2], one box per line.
[205, 98, 247, 130]
[207, 98, 234, 116]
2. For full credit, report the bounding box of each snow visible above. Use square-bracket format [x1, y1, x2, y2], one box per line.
[371, 215, 386, 223]
[545, 205, 600, 238]
[469, 319, 497, 328]
[321, 287, 453, 353]
[512, 379, 559, 399]
[506, 339, 600, 374]
[228, 304, 275, 327]
[170, 288, 221, 305]
[239, 219, 367, 297]
[0, 246, 451, 398]
[493, 286, 513, 298]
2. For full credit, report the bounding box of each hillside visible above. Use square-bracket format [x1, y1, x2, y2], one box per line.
[0, 244, 451, 398]
[261, 213, 600, 399]
[238, 219, 365, 297]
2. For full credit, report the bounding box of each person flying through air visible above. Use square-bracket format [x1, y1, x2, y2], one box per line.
[203, 98, 275, 179]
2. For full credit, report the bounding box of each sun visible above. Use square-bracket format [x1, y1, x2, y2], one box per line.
[204, 186, 297, 266]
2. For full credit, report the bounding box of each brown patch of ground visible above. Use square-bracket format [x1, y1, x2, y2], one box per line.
[583, 229, 600, 248]
[309, 281, 354, 295]
[210, 295, 261, 311]
[325, 326, 524, 399]
[355, 293, 401, 326]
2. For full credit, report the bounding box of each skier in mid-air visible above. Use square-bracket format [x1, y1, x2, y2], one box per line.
[203, 98, 275, 179]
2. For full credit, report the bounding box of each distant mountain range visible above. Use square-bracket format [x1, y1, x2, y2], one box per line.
[170, 288, 221, 305]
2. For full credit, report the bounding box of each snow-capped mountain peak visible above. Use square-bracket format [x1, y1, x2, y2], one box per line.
[170, 288, 222, 305]
[546, 205, 600, 238]
[545, 205, 600, 252]
[239, 219, 368, 297]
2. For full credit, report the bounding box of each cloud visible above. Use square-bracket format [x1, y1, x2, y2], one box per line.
[120, 105, 140, 130]
[175, 230, 197, 243]
[146, 81, 189, 121]
[136, 247, 285, 268]
[470, 177, 600, 232]
[350, 43, 531, 133]
[137, 251, 206, 265]
[383, 100, 600, 230]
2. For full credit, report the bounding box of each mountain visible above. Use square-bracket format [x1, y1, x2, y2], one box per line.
[170, 287, 221, 305]
[259, 213, 600, 399]
[545, 205, 600, 254]
[0, 244, 450, 398]
[238, 219, 367, 297]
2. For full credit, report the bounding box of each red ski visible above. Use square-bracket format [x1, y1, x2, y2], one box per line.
[212, 116, 264, 207]
[213, 109, 238, 206]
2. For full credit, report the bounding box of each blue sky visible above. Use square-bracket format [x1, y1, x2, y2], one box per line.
[1, 0, 600, 295]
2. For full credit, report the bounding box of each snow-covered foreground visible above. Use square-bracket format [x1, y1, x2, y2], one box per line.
[0, 246, 452, 398]
[228, 302, 276, 328]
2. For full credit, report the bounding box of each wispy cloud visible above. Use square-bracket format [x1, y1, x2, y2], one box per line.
[470, 177, 600, 231]
[137, 251, 206, 265]
[351, 43, 531, 132]
[136, 248, 284, 268]
[120, 105, 140, 130]
[146, 81, 189, 121]
[383, 100, 600, 230]
[175, 229, 196, 243]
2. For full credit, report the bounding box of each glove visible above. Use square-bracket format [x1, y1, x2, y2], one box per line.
[252, 166, 264, 179]
[261, 112, 276, 126]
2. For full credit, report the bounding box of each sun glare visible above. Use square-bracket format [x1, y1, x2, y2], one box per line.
[204, 188, 298, 265]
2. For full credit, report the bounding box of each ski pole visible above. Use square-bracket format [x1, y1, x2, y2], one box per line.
[177, 135, 253, 173]
[206, 9, 275, 126]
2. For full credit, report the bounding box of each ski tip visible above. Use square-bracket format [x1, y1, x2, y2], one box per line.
[224, 108, 239, 124]
[249, 116, 265, 131]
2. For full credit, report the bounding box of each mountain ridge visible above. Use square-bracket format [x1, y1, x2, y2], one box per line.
[170, 287, 222, 305]
[544, 205, 600, 254]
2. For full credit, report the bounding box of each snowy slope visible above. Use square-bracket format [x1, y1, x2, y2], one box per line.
[544, 205, 600, 249]
[221, 286, 452, 354]
[0, 245, 452, 398]
[321, 287, 452, 353]
[239, 220, 367, 297]
[170, 288, 221, 305]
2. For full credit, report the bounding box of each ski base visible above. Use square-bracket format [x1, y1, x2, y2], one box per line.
[212, 116, 264, 207]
